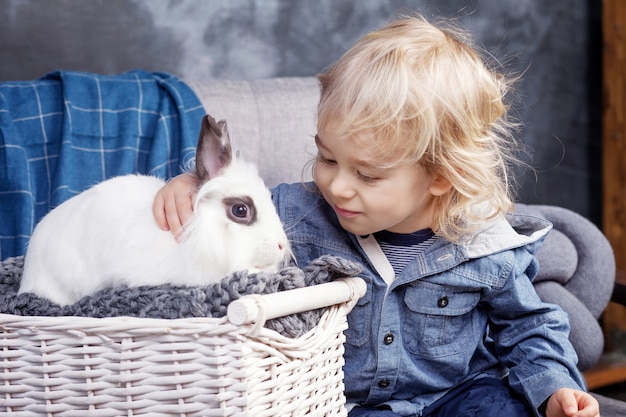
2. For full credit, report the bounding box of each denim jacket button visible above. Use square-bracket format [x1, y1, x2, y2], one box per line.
[378, 379, 390, 388]
[437, 295, 449, 308]
[384, 333, 394, 345]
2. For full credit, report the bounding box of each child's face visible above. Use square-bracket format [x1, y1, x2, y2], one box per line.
[313, 131, 448, 236]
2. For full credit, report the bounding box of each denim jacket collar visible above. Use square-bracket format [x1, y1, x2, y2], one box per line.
[350, 211, 552, 292]
[460, 211, 552, 259]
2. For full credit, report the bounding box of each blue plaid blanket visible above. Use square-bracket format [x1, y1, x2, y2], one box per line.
[0, 70, 205, 260]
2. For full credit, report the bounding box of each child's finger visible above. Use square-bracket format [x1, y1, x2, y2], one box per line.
[152, 191, 170, 231]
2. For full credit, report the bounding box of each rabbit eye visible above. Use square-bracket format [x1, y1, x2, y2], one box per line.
[232, 203, 248, 218]
[223, 196, 257, 225]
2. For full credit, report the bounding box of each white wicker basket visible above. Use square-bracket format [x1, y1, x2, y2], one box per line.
[0, 277, 366, 417]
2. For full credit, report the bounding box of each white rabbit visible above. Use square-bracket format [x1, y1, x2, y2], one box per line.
[19, 114, 291, 306]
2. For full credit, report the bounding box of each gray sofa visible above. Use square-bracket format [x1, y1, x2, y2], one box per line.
[186, 76, 625, 415]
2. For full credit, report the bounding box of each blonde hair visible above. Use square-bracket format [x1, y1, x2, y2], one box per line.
[316, 14, 521, 242]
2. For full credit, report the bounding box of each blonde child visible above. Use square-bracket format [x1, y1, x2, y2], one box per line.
[154, 14, 600, 417]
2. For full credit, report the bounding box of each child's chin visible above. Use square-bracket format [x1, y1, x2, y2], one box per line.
[337, 220, 371, 236]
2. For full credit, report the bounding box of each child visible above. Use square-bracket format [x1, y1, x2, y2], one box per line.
[153, 14, 600, 417]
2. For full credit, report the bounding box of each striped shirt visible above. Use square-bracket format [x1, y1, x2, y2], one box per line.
[374, 229, 435, 276]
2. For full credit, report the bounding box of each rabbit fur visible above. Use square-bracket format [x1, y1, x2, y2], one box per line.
[19, 114, 291, 306]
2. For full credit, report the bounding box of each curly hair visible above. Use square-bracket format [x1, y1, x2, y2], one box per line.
[316, 13, 522, 242]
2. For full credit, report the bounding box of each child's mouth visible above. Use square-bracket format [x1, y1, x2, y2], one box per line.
[334, 205, 360, 218]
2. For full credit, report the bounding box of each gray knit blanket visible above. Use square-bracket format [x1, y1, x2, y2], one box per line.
[0, 255, 362, 338]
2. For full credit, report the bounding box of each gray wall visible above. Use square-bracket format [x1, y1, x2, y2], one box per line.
[0, 0, 602, 224]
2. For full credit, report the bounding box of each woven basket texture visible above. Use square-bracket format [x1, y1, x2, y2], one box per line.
[0, 302, 350, 416]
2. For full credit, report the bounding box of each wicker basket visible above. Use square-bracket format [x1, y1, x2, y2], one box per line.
[0, 277, 366, 417]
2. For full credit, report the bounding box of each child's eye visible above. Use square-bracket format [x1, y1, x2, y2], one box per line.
[357, 171, 380, 183]
[316, 153, 336, 166]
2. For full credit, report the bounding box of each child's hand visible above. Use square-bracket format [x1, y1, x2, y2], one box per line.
[152, 173, 198, 240]
[545, 388, 600, 417]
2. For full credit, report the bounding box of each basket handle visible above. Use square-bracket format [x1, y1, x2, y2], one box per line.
[226, 277, 366, 326]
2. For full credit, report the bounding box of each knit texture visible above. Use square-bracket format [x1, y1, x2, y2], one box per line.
[0, 255, 362, 338]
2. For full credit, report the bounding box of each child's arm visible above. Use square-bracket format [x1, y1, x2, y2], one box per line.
[152, 173, 198, 239]
[546, 388, 599, 417]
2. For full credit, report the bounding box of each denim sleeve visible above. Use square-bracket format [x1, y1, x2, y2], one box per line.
[484, 246, 586, 412]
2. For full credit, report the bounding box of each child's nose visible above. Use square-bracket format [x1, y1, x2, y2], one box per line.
[329, 172, 355, 199]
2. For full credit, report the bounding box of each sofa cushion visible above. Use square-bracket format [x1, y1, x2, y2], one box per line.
[186, 77, 320, 187]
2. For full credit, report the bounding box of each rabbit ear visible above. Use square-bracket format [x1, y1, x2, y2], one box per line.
[195, 114, 233, 181]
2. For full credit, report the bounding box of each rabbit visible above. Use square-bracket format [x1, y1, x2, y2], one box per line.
[19, 114, 292, 306]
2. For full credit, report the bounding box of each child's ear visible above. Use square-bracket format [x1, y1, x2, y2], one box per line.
[429, 175, 452, 196]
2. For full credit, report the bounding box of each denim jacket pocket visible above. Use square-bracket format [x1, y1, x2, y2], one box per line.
[345, 282, 373, 347]
[402, 281, 481, 358]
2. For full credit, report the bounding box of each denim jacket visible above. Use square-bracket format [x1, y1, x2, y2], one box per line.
[272, 182, 585, 417]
